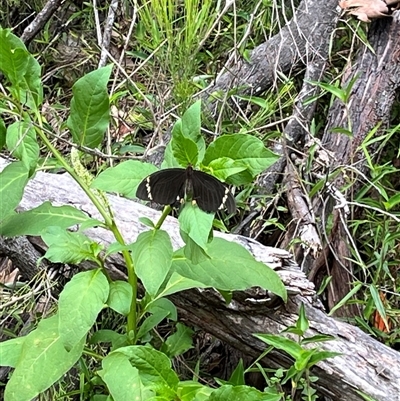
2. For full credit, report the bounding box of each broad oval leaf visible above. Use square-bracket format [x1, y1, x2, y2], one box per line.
[6, 121, 39, 171]
[171, 238, 287, 300]
[131, 229, 173, 297]
[67, 65, 112, 148]
[203, 134, 279, 185]
[42, 226, 103, 264]
[178, 203, 214, 250]
[107, 280, 133, 316]
[0, 201, 91, 237]
[0, 161, 29, 222]
[111, 345, 179, 397]
[4, 315, 85, 401]
[58, 269, 109, 351]
[99, 353, 152, 401]
[92, 160, 158, 198]
[0, 337, 25, 368]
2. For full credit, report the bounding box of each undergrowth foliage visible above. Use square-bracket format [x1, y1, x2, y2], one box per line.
[0, 28, 293, 401]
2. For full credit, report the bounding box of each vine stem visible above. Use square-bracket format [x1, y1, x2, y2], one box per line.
[35, 116, 138, 339]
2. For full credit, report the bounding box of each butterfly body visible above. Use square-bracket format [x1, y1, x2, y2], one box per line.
[136, 166, 236, 214]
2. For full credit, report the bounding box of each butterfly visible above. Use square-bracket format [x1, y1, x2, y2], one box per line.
[136, 165, 236, 214]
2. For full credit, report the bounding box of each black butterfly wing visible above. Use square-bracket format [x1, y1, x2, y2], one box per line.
[136, 168, 186, 205]
[191, 171, 236, 214]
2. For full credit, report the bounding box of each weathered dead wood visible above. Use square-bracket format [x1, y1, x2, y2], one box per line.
[202, 0, 340, 115]
[0, 157, 399, 401]
[309, 12, 400, 315]
[20, 0, 63, 45]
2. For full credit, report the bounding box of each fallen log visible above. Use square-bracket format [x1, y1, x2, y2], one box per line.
[0, 157, 399, 401]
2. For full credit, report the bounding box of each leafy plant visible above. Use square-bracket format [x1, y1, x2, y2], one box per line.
[254, 304, 340, 401]
[0, 28, 286, 401]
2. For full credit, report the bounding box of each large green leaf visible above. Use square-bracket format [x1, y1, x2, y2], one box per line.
[158, 272, 207, 298]
[42, 226, 103, 264]
[67, 65, 112, 148]
[178, 203, 213, 251]
[131, 229, 173, 297]
[58, 269, 109, 351]
[0, 201, 91, 237]
[0, 337, 25, 368]
[6, 120, 39, 171]
[162, 323, 193, 358]
[0, 28, 28, 82]
[4, 315, 85, 401]
[163, 100, 205, 168]
[107, 280, 133, 316]
[112, 345, 179, 398]
[0, 28, 42, 108]
[0, 161, 29, 222]
[98, 353, 152, 401]
[171, 133, 199, 167]
[136, 309, 171, 340]
[203, 134, 279, 185]
[92, 160, 158, 198]
[209, 385, 281, 401]
[177, 381, 213, 401]
[171, 238, 287, 300]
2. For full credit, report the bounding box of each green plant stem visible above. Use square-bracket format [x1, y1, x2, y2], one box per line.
[35, 120, 138, 339]
[155, 205, 173, 229]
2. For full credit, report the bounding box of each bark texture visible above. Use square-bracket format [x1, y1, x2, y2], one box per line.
[309, 13, 400, 314]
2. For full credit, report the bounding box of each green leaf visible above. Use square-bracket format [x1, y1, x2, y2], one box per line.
[0, 161, 29, 222]
[178, 203, 214, 251]
[107, 281, 133, 316]
[177, 381, 213, 401]
[171, 133, 199, 167]
[0, 201, 90, 237]
[206, 157, 247, 181]
[92, 160, 158, 199]
[254, 334, 303, 359]
[146, 297, 177, 321]
[171, 239, 287, 300]
[0, 28, 29, 83]
[111, 345, 179, 397]
[67, 65, 112, 148]
[0, 337, 25, 367]
[162, 323, 193, 358]
[301, 334, 336, 345]
[131, 230, 173, 297]
[181, 234, 210, 265]
[158, 272, 208, 298]
[328, 283, 362, 316]
[384, 192, 400, 210]
[6, 121, 39, 171]
[175, 100, 205, 163]
[89, 329, 128, 350]
[0, 28, 42, 109]
[58, 269, 109, 351]
[296, 303, 309, 334]
[209, 385, 281, 401]
[163, 100, 206, 168]
[0, 118, 6, 149]
[229, 359, 245, 385]
[4, 315, 85, 401]
[99, 353, 152, 401]
[203, 134, 279, 185]
[306, 350, 341, 367]
[137, 310, 170, 340]
[42, 226, 103, 264]
[369, 285, 387, 324]
[315, 81, 346, 103]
